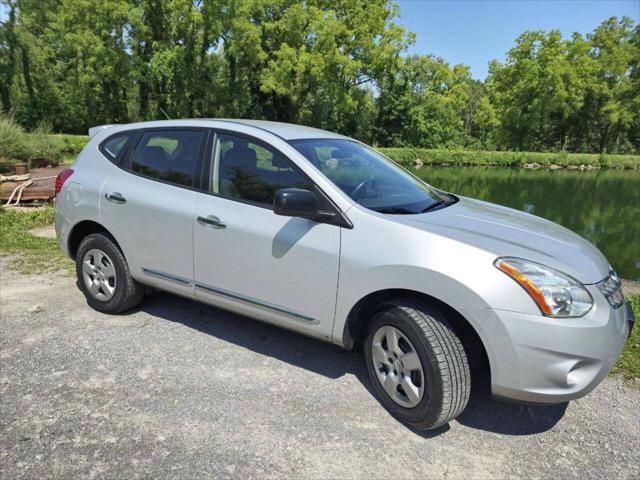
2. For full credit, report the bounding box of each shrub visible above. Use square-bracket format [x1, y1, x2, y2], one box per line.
[0, 115, 29, 161]
[0, 115, 64, 170]
[53, 134, 89, 155]
[377, 147, 640, 169]
[27, 122, 64, 164]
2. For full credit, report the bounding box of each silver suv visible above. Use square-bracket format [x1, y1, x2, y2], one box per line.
[55, 120, 634, 430]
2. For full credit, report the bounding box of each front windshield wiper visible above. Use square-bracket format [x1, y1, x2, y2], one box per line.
[420, 201, 445, 213]
[372, 207, 417, 214]
[421, 193, 459, 213]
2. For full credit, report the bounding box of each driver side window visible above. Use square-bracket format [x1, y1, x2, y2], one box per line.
[210, 133, 314, 207]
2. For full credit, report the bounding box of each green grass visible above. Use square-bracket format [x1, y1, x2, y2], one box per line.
[611, 295, 640, 380]
[378, 147, 640, 169]
[0, 207, 72, 273]
[4, 125, 640, 171]
[0, 207, 638, 379]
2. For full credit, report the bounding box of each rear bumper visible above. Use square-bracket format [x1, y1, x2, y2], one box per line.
[54, 205, 71, 257]
[461, 293, 631, 404]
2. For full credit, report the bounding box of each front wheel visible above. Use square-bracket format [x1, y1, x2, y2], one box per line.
[363, 301, 470, 430]
[76, 233, 145, 314]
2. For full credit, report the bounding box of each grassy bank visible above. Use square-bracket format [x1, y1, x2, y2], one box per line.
[45, 137, 640, 170]
[0, 207, 71, 273]
[1, 206, 638, 379]
[379, 147, 640, 169]
[611, 295, 640, 381]
[2, 113, 640, 173]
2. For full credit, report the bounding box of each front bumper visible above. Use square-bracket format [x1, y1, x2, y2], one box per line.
[461, 294, 632, 405]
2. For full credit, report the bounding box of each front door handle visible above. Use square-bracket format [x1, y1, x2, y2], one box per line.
[105, 192, 126, 204]
[197, 215, 226, 229]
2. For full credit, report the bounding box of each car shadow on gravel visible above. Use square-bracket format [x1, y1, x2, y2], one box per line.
[138, 292, 568, 438]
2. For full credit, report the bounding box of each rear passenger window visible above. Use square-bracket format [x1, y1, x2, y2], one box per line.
[211, 133, 313, 206]
[131, 131, 203, 187]
[100, 133, 131, 161]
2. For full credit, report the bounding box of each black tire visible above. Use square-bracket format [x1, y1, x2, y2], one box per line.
[363, 300, 470, 430]
[75, 233, 145, 314]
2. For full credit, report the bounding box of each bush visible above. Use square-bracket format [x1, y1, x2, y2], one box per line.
[27, 122, 64, 163]
[0, 115, 64, 171]
[377, 147, 640, 169]
[52, 134, 89, 155]
[0, 115, 30, 161]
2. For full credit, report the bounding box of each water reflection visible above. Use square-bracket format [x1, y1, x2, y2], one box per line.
[411, 166, 640, 281]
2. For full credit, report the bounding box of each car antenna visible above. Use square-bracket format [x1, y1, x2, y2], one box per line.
[159, 107, 171, 120]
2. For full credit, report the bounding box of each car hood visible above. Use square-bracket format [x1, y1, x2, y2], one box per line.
[397, 196, 610, 284]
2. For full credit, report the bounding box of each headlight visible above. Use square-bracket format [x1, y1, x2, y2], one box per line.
[495, 257, 593, 317]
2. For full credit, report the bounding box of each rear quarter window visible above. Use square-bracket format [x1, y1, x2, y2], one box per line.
[99, 132, 133, 163]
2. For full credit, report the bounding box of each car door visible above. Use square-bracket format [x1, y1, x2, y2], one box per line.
[99, 128, 206, 297]
[193, 131, 341, 340]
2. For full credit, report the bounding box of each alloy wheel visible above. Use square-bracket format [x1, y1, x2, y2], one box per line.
[371, 325, 425, 408]
[82, 248, 117, 301]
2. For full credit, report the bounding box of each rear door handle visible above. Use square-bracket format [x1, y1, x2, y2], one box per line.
[105, 192, 126, 204]
[197, 215, 226, 229]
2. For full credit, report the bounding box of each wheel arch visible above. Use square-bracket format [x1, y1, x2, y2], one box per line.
[67, 220, 123, 260]
[342, 288, 491, 382]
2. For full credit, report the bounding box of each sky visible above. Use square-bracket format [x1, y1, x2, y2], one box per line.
[396, 0, 639, 79]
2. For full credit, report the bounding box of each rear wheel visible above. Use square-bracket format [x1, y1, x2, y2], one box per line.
[76, 233, 145, 313]
[363, 300, 470, 430]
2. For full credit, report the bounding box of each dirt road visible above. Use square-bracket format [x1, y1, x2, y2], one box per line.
[1, 264, 638, 479]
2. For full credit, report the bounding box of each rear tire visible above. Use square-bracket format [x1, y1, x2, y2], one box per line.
[363, 300, 470, 430]
[76, 233, 145, 314]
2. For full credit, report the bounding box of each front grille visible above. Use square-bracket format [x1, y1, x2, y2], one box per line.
[596, 271, 624, 309]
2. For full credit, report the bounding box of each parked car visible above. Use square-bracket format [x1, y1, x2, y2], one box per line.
[55, 120, 634, 430]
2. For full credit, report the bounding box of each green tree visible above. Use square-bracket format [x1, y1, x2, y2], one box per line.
[581, 17, 638, 153]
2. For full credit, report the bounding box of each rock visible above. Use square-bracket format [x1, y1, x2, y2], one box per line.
[27, 226, 56, 239]
[523, 163, 541, 170]
[413, 158, 424, 167]
[621, 278, 640, 296]
[28, 305, 43, 314]
[549, 164, 562, 170]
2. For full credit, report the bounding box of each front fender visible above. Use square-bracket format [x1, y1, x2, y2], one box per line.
[332, 264, 494, 345]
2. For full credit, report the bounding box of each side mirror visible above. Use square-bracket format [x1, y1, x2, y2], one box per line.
[273, 188, 318, 218]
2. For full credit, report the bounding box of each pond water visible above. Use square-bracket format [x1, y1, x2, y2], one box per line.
[410, 166, 640, 281]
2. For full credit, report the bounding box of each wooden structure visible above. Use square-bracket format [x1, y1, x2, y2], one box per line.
[0, 167, 64, 203]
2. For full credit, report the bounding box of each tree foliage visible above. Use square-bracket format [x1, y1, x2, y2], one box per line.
[0, 1, 638, 153]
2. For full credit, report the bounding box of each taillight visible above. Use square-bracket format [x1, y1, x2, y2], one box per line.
[55, 168, 74, 195]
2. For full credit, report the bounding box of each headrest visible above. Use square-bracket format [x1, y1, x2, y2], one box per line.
[224, 145, 257, 169]
[272, 153, 291, 169]
[330, 148, 352, 159]
[137, 145, 168, 166]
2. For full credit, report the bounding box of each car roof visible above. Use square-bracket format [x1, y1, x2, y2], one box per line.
[90, 119, 352, 142]
[215, 119, 351, 141]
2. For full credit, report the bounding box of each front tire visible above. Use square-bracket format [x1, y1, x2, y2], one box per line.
[76, 233, 145, 314]
[364, 300, 470, 430]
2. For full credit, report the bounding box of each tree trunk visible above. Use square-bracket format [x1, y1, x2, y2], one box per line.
[560, 128, 566, 152]
[599, 122, 611, 154]
[1, 2, 17, 111]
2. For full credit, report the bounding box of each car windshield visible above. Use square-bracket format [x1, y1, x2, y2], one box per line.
[289, 139, 453, 214]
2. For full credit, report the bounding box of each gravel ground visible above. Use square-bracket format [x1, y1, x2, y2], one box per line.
[1, 263, 639, 479]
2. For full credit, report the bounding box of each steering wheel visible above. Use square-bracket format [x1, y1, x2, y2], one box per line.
[351, 179, 376, 201]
